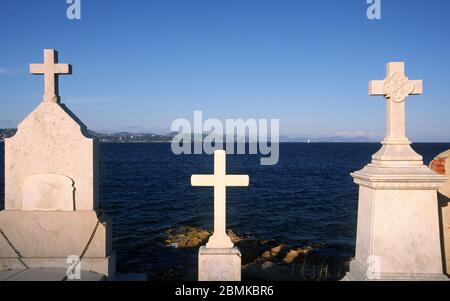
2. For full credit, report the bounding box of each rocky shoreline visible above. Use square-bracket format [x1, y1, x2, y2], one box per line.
[164, 226, 351, 281]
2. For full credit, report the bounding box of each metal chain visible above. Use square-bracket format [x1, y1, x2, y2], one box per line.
[0, 212, 103, 280]
[62, 217, 102, 281]
[0, 228, 30, 269]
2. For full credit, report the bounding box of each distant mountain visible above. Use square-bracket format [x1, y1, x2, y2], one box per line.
[311, 135, 378, 143]
[0, 129, 174, 143]
[278, 135, 379, 143]
[89, 131, 174, 143]
[0, 129, 379, 143]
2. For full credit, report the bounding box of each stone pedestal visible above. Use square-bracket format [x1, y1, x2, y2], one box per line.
[430, 150, 450, 276]
[0, 101, 115, 278]
[0, 50, 115, 281]
[198, 246, 241, 281]
[4, 102, 98, 211]
[192, 151, 248, 282]
[345, 62, 448, 281]
[0, 269, 106, 281]
[345, 150, 448, 280]
[0, 211, 115, 277]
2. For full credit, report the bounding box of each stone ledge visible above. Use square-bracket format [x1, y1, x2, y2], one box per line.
[0, 210, 112, 258]
[344, 260, 450, 281]
[352, 163, 447, 190]
[198, 246, 241, 281]
[0, 268, 105, 281]
[0, 253, 115, 279]
[199, 246, 241, 255]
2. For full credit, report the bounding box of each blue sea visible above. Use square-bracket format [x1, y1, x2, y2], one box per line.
[1, 142, 449, 280]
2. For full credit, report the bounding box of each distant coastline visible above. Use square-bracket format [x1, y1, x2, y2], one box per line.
[1, 129, 448, 143]
[0, 129, 175, 143]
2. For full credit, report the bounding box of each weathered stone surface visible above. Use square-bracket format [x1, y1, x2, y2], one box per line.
[0, 49, 113, 280]
[346, 62, 448, 281]
[198, 246, 241, 281]
[191, 150, 249, 249]
[0, 256, 115, 279]
[23, 174, 75, 211]
[0, 210, 114, 277]
[431, 150, 450, 276]
[5, 102, 98, 211]
[29, 49, 71, 104]
[0, 268, 105, 281]
[0, 211, 111, 258]
[192, 151, 248, 281]
[0, 270, 24, 281]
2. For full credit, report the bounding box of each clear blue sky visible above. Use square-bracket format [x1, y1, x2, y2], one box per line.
[0, 0, 449, 141]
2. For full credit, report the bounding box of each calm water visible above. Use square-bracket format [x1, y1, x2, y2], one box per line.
[1, 142, 449, 279]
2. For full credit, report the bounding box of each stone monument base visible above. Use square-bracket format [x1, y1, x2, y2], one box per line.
[0, 210, 115, 279]
[430, 150, 450, 276]
[0, 256, 115, 279]
[0, 268, 107, 281]
[440, 192, 450, 276]
[198, 246, 241, 281]
[344, 260, 449, 281]
[346, 163, 449, 281]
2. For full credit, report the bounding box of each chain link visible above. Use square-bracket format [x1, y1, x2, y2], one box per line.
[0, 228, 30, 269]
[62, 217, 102, 281]
[0, 214, 102, 280]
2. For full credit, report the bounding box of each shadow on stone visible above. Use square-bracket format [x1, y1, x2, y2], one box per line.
[438, 192, 450, 276]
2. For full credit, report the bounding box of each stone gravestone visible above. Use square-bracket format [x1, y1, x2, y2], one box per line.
[430, 150, 450, 276]
[191, 150, 249, 281]
[0, 49, 115, 280]
[344, 62, 448, 280]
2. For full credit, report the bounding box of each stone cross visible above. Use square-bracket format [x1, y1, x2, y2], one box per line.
[347, 62, 448, 281]
[369, 62, 423, 144]
[191, 150, 249, 249]
[30, 49, 72, 103]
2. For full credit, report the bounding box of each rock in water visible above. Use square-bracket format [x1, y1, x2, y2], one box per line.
[165, 227, 244, 249]
[282, 248, 304, 264]
[261, 245, 283, 261]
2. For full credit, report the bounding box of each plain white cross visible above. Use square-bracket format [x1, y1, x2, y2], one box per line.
[369, 62, 423, 145]
[30, 49, 72, 103]
[191, 150, 249, 249]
